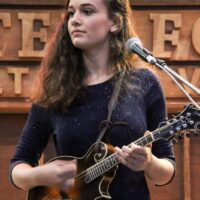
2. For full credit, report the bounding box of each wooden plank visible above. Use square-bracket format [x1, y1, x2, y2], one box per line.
[0, 114, 27, 200]
[130, 0, 200, 6]
[0, 65, 199, 113]
[166, 100, 200, 114]
[0, 0, 66, 5]
[190, 136, 200, 200]
[1, 99, 198, 114]
[183, 138, 191, 200]
[0, 101, 31, 113]
[0, 0, 200, 6]
[0, 64, 198, 99]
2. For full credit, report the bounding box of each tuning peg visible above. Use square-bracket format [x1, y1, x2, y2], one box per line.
[189, 121, 194, 125]
[170, 130, 175, 135]
[182, 124, 188, 128]
[176, 127, 181, 132]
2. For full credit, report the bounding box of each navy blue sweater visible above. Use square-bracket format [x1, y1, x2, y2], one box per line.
[10, 69, 175, 199]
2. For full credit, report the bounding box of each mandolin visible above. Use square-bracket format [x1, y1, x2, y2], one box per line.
[27, 103, 200, 200]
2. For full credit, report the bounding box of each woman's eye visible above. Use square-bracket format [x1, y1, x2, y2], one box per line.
[83, 9, 93, 15]
[67, 10, 75, 17]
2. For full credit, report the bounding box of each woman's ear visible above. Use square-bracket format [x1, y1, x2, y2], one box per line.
[110, 14, 122, 34]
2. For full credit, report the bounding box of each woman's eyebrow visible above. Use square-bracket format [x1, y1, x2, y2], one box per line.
[68, 3, 96, 9]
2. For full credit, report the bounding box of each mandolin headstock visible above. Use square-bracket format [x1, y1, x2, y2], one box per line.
[153, 104, 200, 142]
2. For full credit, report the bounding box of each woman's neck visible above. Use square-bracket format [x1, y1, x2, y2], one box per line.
[82, 48, 115, 86]
[83, 69, 115, 86]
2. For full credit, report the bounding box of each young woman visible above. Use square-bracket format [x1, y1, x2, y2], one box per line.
[9, 0, 175, 199]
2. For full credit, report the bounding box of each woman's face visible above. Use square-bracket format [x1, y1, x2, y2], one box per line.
[67, 0, 115, 51]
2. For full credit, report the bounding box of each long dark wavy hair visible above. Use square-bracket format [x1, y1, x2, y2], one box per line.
[32, 0, 139, 111]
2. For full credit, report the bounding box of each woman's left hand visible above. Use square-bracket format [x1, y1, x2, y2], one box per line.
[115, 142, 152, 172]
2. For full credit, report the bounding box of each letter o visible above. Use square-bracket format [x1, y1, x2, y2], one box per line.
[192, 18, 200, 54]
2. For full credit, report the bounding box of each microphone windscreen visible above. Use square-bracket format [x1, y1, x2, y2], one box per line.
[125, 38, 143, 53]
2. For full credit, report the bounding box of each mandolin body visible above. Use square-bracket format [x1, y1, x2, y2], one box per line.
[27, 142, 117, 200]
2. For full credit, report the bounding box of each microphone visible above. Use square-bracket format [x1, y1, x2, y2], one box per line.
[125, 38, 157, 64]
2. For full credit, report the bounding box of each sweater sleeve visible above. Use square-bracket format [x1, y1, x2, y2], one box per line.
[8, 103, 53, 188]
[143, 69, 176, 185]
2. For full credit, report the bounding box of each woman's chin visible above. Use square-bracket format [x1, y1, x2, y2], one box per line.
[72, 40, 87, 50]
[72, 39, 94, 50]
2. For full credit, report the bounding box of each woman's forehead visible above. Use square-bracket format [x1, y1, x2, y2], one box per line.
[68, 0, 104, 7]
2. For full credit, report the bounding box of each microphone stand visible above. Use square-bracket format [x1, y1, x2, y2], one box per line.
[149, 57, 200, 110]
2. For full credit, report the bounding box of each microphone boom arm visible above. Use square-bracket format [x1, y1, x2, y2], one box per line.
[153, 58, 200, 110]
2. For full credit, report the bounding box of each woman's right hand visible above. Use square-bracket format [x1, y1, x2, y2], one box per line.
[35, 159, 77, 191]
[11, 159, 77, 191]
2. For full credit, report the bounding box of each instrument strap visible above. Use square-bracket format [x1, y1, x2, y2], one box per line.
[94, 70, 128, 152]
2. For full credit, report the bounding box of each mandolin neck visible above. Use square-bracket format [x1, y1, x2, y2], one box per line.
[84, 132, 155, 183]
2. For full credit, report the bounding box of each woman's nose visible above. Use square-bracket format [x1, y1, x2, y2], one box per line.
[70, 12, 82, 26]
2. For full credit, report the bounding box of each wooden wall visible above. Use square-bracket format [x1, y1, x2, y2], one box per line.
[0, 0, 200, 200]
